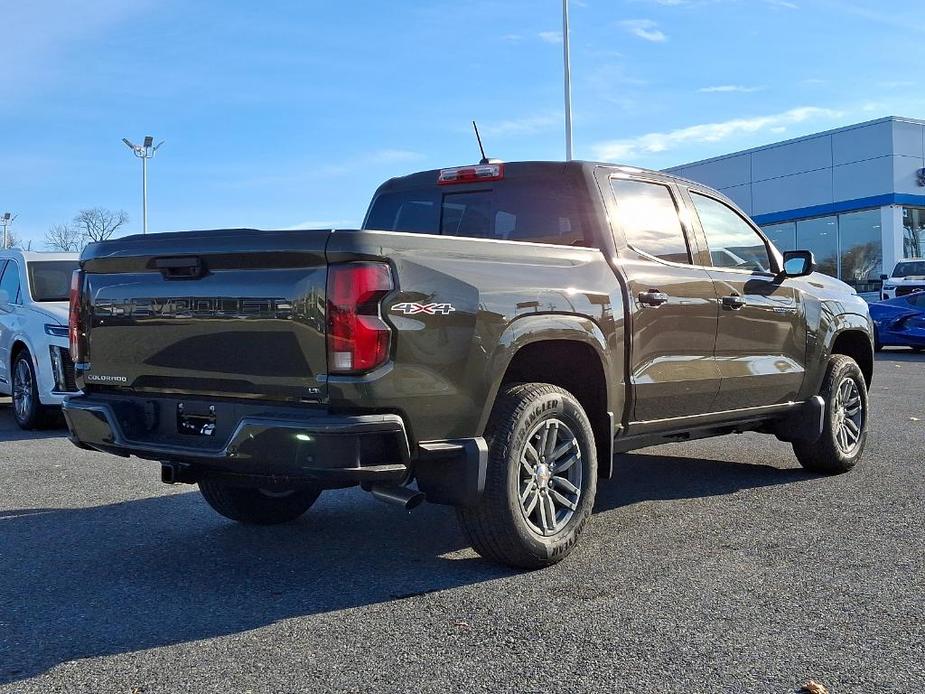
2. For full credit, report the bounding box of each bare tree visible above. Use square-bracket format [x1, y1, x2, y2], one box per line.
[46, 223, 84, 252]
[5, 228, 29, 250]
[72, 208, 129, 244]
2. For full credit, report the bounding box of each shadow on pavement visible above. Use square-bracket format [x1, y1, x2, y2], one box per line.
[0, 399, 68, 443]
[0, 451, 814, 684]
[597, 452, 815, 512]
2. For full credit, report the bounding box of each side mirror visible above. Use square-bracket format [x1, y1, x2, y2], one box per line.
[880, 274, 889, 281]
[781, 250, 815, 278]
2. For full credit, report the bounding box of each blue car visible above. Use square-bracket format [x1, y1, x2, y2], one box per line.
[870, 292, 925, 352]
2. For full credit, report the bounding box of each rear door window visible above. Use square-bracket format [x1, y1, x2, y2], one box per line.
[610, 178, 691, 264]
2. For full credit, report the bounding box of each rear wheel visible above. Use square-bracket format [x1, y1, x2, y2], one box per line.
[198, 480, 321, 524]
[11, 351, 50, 430]
[457, 383, 597, 570]
[793, 355, 868, 474]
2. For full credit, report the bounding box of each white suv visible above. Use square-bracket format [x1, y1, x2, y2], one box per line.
[881, 259, 925, 300]
[0, 250, 80, 428]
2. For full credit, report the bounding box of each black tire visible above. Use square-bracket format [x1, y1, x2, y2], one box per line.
[11, 350, 50, 430]
[793, 355, 869, 474]
[198, 480, 321, 525]
[457, 383, 598, 570]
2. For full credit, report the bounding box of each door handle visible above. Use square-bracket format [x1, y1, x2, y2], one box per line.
[721, 293, 747, 310]
[638, 289, 670, 307]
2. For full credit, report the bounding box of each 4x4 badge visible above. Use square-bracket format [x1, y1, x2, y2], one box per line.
[391, 302, 456, 316]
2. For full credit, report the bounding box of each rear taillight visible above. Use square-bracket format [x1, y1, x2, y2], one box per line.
[68, 269, 86, 363]
[327, 263, 393, 374]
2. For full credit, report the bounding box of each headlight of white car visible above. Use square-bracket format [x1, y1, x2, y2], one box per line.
[44, 323, 69, 338]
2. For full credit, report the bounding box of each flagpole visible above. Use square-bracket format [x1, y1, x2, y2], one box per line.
[563, 0, 573, 161]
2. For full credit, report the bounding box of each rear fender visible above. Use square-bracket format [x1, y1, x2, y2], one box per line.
[480, 314, 619, 478]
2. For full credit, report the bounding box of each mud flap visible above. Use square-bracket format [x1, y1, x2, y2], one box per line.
[773, 395, 825, 443]
[414, 438, 488, 506]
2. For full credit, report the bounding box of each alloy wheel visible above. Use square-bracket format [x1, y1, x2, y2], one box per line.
[832, 376, 864, 454]
[518, 418, 582, 536]
[12, 358, 34, 423]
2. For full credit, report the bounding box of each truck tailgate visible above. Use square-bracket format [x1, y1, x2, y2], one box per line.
[80, 229, 331, 402]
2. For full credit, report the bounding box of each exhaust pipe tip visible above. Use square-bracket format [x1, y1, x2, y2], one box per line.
[369, 484, 426, 511]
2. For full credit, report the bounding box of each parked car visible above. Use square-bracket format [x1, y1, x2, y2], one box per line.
[63, 161, 874, 569]
[0, 250, 81, 428]
[870, 293, 925, 352]
[880, 259, 925, 300]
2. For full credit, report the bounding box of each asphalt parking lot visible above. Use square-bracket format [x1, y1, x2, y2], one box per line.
[1, 351, 923, 694]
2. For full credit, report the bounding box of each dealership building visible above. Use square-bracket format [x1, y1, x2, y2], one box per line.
[666, 116, 925, 293]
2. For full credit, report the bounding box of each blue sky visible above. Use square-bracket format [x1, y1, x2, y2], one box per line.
[3, 0, 924, 247]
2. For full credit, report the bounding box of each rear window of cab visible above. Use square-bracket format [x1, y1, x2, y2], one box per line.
[363, 179, 594, 247]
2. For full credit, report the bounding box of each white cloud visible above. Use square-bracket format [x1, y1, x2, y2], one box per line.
[698, 84, 765, 93]
[591, 106, 842, 160]
[501, 33, 524, 42]
[764, 0, 798, 8]
[538, 31, 563, 44]
[816, 0, 925, 32]
[481, 114, 562, 137]
[619, 19, 668, 43]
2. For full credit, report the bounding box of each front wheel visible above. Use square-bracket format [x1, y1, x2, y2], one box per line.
[793, 355, 869, 474]
[11, 351, 50, 430]
[198, 480, 321, 524]
[457, 383, 598, 570]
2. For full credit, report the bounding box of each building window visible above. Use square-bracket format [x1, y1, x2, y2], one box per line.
[796, 216, 838, 278]
[903, 207, 925, 258]
[761, 222, 796, 253]
[838, 209, 882, 288]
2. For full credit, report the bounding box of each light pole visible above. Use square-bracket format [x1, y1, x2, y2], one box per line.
[122, 136, 164, 234]
[562, 0, 573, 161]
[1, 212, 12, 249]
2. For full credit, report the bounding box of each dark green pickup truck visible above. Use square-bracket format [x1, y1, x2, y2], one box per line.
[63, 160, 874, 568]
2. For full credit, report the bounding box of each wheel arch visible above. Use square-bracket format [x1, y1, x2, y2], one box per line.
[482, 314, 619, 479]
[10, 337, 37, 371]
[803, 309, 874, 398]
[831, 328, 874, 389]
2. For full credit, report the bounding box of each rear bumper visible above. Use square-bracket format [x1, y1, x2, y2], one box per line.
[63, 393, 488, 504]
[62, 393, 411, 486]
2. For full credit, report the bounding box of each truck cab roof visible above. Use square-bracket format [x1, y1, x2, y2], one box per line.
[377, 159, 702, 192]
